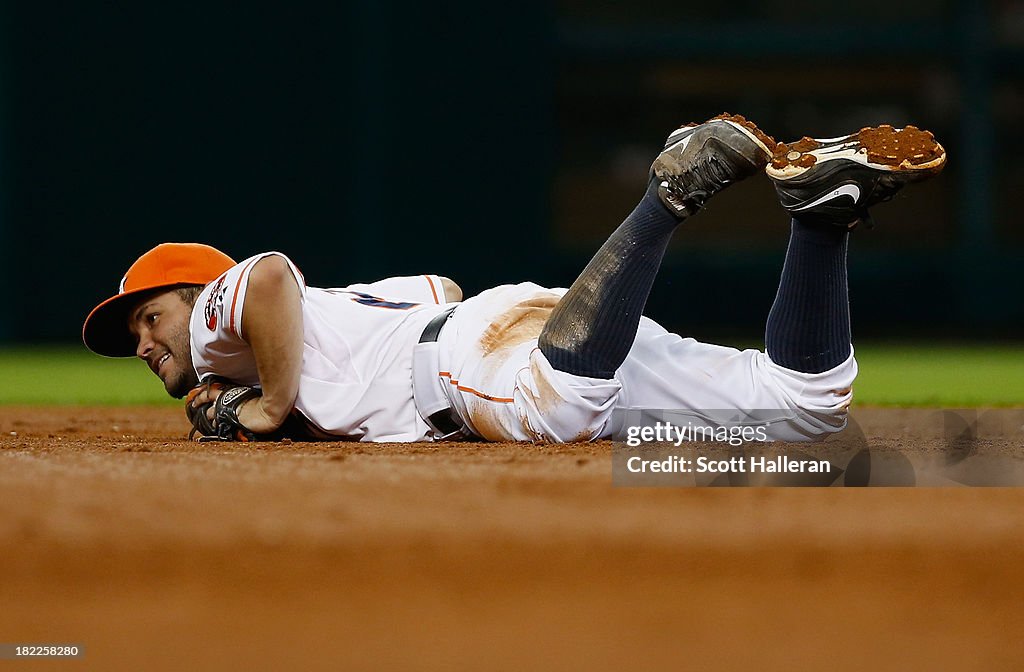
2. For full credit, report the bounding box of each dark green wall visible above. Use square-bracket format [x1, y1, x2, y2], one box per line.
[2, 1, 1021, 344]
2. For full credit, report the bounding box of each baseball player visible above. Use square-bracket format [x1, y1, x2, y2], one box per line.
[82, 113, 945, 443]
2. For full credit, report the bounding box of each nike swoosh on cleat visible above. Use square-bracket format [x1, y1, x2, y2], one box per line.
[665, 133, 694, 154]
[793, 183, 861, 211]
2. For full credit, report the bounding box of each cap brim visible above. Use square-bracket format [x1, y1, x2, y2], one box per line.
[82, 284, 191, 358]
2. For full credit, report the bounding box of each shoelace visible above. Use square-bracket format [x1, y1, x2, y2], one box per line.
[666, 154, 735, 212]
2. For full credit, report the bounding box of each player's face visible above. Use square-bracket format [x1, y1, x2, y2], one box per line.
[128, 290, 199, 399]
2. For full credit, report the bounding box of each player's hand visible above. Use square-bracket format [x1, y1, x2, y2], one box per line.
[186, 381, 223, 422]
[185, 378, 273, 441]
[185, 382, 275, 431]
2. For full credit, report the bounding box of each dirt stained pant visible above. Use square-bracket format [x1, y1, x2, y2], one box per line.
[429, 283, 857, 443]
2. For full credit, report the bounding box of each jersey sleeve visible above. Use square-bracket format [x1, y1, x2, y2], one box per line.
[227, 252, 306, 339]
[216, 252, 306, 339]
[342, 275, 448, 305]
[190, 252, 306, 385]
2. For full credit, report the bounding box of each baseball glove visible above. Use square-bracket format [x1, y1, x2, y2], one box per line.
[185, 377, 261, 442]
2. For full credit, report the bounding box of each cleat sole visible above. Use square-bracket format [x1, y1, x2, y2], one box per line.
[767, 125, 946, 180]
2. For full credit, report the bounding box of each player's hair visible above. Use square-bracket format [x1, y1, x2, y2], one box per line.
[175, 285, 204, 308]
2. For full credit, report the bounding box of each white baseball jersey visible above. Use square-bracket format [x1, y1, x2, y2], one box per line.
[189, 252, 857, 443]
[190, 252, 452, 441]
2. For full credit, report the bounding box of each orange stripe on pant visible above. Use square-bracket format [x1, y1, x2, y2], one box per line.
[438, 372, 514, 403]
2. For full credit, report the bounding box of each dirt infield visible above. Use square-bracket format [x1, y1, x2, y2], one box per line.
[1, 406, 1023, 671]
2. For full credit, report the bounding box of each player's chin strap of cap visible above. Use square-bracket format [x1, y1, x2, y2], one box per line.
[412, 306, 472, 441]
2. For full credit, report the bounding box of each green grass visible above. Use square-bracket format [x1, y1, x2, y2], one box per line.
[0, 347, 177, 405]
[0, 344, 1021, 407]
[852, 344, 1024, 407]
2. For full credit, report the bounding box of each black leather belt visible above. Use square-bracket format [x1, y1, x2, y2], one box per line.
[416, 306, 468, 440]
[419, 305, 456, 344]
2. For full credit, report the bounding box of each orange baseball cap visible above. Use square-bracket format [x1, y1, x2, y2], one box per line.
[83, 243, 237, 357]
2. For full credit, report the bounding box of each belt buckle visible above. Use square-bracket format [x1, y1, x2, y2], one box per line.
[426, 407, 469, 441]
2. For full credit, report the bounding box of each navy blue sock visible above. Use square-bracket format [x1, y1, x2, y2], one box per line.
[539, 179, 681, 378]
[765, 218, 852, 373]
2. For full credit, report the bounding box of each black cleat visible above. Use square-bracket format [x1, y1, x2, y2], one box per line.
[652, 113, 777, 217]
[766, 124, 947, 228]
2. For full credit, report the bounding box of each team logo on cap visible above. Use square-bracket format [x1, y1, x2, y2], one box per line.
[205, 275, 228, 331]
